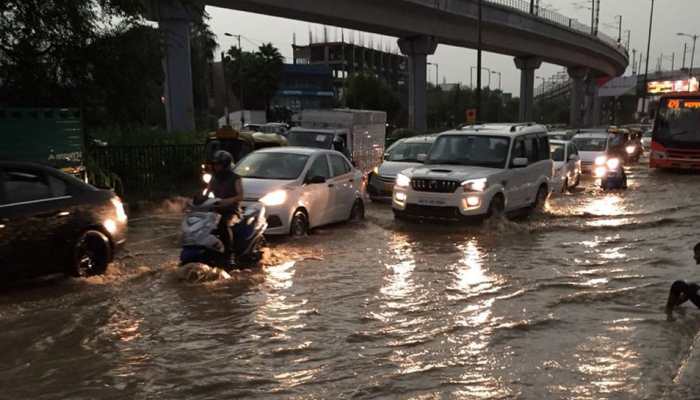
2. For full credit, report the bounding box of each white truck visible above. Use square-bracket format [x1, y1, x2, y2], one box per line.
[289, 109, 387, 173]
[218, 110, 266, 130]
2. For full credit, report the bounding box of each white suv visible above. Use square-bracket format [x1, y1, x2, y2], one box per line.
[392, 124, 553, 220]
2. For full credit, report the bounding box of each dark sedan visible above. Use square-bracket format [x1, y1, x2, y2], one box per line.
[0, 161, 127, 280]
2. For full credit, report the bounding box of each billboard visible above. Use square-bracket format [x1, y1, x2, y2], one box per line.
[647, 78, 699, 94]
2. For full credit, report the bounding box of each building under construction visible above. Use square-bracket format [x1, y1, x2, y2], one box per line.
[291, 30, 408, 96]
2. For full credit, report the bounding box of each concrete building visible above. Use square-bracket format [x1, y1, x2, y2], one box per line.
[292, 41, 408, 95]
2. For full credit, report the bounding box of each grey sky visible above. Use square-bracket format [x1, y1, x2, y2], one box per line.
[207, 0, 700, 96]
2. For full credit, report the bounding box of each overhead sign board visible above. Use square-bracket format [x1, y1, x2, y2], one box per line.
[647, 78, 699, 94]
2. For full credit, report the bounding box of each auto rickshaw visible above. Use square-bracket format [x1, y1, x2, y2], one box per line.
[201, 126, 288, 184]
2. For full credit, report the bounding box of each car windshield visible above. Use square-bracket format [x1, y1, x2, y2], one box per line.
[288, 131, 333, 149]
[386, 141, 432, 162]
[550, 143, 566, 161]
[234, 152, 309, 180]
[573, 137, 607, 151]
[426, 135, 510, 168]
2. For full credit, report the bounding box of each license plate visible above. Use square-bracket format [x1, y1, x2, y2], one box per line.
[418, 198, 446, 206]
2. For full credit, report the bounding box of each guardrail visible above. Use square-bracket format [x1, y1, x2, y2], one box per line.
[483, 0, 627, 57]
[86, 144, 205, 199]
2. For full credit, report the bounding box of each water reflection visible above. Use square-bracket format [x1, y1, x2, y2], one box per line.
[380, 232, 417, 301]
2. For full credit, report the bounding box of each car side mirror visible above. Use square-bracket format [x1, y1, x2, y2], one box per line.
[306, 175, 326, 184]
[512, 157, 529, 168]
[417, 154, 427, 163]
[383, 153, 390, 160]
[569, 154, 580, 161]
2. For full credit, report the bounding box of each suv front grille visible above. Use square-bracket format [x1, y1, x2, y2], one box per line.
[411, 179, 459, 193]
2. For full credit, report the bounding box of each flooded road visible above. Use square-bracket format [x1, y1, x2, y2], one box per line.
[1, 162, 699, 399]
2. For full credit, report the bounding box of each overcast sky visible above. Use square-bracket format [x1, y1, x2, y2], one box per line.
[206, 0, 700, 96]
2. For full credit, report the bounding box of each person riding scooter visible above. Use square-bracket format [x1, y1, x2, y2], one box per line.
[206, 150, 243, 266]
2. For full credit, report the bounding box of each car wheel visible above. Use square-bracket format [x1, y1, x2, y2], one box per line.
[290, 210, 309, 237]
[487, 195, 505, 219]
[532, 185, 548, 213]
[70, 230, 111, 277]
[349, 199, 365, 221]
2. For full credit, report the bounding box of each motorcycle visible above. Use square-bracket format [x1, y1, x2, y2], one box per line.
[594, 157, 627, 190]
[180, 196, 267, 270]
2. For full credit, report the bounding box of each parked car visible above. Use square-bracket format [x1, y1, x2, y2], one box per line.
[0, 161, 127, 280]
[572, 130, 611, 173]
[367, 135, 436, 201]
[550, 140, 582, 193]
[392, 124, 553, 221]
[235, 147, 365, 236]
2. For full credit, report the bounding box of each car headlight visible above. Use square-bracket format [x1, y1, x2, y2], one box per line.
[259, 190, 287, 206]
[372, 166, 379, 175]
[202, 173, 212, 184]
[462, 178, 487, 192]
[395, 173, 411, 188]
[625, 145, 636, 155]
[594, 166, 607, 178]
[606, 158, 620, 170]
[110, 197, 127, 223]
[594, 156, 607, 166]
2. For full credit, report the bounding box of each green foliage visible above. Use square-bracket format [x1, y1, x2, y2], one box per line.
[343, 74, 402, 125]
[533, 96, 570, 124]
[89, 127, 207, 146]
[224, 43, 284, 112]
[426, 84, 520, 130]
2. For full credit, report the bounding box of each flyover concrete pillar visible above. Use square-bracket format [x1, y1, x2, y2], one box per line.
[514, 57, 542, 122]
[567, 67, 589, 129]
[159, 0, 195, 132]
[398, 35, 437, 132]
[583, 78, 601, 127]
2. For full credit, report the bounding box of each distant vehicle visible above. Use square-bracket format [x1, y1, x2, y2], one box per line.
[596, 156, 627, 190]
[641, 130, 653, 152]
[572, 130, 611, 173]
[218, 110, 266, 130]
[650, 93, 700, 170]
[367, 135, 436, 201]
[549, 139, 582, 193]
[260, 123, 289, 136]
[548, 130, 576, 141]
[290, 109, 387, 173]
[235, 147, 366, 236]
[392, 123, 553, 221]
[243, 123, 264, 132]
[0, 161, 127, 280]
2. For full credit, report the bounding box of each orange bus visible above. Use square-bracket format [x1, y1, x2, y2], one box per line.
[651, 93, 700, 170]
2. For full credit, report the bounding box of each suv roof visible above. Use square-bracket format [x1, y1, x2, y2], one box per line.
[445, 123, 547, 137]
[401, 135, 437, 144]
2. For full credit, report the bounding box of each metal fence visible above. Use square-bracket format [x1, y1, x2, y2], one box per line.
[484, 0, 625, 55]
[86, 144, 205, 199]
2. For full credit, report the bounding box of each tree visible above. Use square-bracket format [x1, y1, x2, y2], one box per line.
[344, 74, 402, 125]
[225, 43, 284, 113]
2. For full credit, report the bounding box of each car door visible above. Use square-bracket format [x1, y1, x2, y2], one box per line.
[328, 153, 355, 222]
[507, 136, 529, 209]
[521, 134, 545, 206]
[0, 166, 73, 278]
[302, 154, 333, 228]
[569, 143, 581, 178]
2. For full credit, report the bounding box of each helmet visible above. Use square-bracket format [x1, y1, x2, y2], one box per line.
[212, 150, 233, 168]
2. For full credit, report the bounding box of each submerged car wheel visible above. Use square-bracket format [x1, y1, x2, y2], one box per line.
[349, 199, 365, 221]
[70, 230, 111, 277]
[487, 195, 505, 219]
[290, 210, 309, 237]
[532, 185, 548, 213]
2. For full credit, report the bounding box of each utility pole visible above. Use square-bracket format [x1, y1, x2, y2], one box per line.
[642, 0, 655, 117]
[221, 51, 230, 126]
[678, 33, 699, 79]
[682, 42, 688, 70]
[595, 0, 601, 36]
[626, 30, 631, 51]
[224, 32, 245, 127]
[616, 15, 623, 43]
[590, 0, 595, 35]
[632, 49, 637, 74]
[476, 0, 483, 121]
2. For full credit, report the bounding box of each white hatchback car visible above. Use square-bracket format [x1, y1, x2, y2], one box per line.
[392, 124, 553, 220]
[235, 147, 365, 236]
[550, 139, 582, 193]
[572, 131, 611, 173]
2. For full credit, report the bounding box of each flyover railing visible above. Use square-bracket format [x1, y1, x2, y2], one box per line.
[483, 0, 627, 57]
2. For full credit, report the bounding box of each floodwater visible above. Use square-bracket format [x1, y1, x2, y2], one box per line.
[1, 162, 699, 399]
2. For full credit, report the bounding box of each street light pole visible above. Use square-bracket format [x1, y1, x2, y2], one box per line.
[492, 71, 502, 90]
[625, 30, 631, 51]
[221, 51, 230, 126]
[476, 0, 483, 121]
[536, 76, 546, 96]
[615, 15, 623, 43]
[642, 0, 654, 117]
[428, 62, 439, 86]
[678, 33, 699, 79]
[682, 42, 688, 70]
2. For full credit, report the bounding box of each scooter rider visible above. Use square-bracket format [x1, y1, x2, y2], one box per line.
[665, 243, 700, 320]
[206, 150, 244, 265]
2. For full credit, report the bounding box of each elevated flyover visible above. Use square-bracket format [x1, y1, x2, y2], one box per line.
[151, 0, 629, 131]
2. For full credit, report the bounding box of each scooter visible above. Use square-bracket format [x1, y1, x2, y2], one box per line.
[594, 157, 627, 190]
[180, 196, 267, 270]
